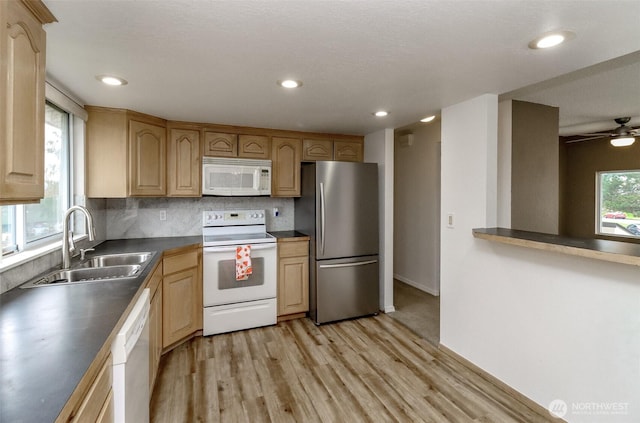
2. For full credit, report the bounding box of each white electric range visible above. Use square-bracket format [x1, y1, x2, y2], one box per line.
[202, 210, 277, 336]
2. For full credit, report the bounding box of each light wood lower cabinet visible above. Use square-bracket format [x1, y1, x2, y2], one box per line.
[277, 238, 309, 320]
[162, 247, 202, 348]
[67, 353, 113, 423]
[147, 261, 163, 391]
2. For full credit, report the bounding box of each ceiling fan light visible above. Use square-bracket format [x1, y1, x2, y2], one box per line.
[610, 137, 636, 147]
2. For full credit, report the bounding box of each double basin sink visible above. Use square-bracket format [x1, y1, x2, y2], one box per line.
[21, 252, 155, 288]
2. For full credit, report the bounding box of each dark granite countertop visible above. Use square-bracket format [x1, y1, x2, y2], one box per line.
[473, 227, 640, 267]
[0, 236, 201, 423]
[269, 230, 310, 240]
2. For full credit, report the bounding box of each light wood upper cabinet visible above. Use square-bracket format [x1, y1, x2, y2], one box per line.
[302, 139, 333, 161]
[129, 120, 166, 196]
[238, 134, 270, 159]
[334, 140, 363, 162]
[162, 247, 202, 348]
[86, 107, 167, 197]
[167, 128, 200, 196]
[271, 137, 301, 197]
[203, 131, 237, 157]
[0, 0, 55, 205]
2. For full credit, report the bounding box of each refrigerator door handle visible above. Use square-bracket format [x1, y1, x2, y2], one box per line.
[319, 259, 378, 269]
[320, 182, 326, 255]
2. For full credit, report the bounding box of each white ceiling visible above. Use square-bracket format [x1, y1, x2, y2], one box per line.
[44, 0, 640, 136]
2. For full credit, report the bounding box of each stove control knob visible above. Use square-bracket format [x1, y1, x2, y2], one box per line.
[259, 213, 264, 218]
[251, 213, 258, 218]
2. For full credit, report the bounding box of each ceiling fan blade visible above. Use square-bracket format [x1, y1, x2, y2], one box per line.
[564, 136, 609, 144]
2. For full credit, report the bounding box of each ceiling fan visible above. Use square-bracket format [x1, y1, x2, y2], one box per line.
[564, 117, 639, 145]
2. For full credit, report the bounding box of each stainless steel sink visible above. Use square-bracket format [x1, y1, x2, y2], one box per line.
[80, 252, 153, 268]
[21, 265, 142, 288]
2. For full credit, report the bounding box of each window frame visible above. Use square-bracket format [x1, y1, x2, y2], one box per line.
[595, 169, 640, 240]
[1, 101, 73, 257]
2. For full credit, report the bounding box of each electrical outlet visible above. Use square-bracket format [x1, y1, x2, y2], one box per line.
[159, 210, 167, 221]
[447, 213, 454, 228]
[273, 207, 279, 217]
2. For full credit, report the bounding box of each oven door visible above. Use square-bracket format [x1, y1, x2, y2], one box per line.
[203, 243, 277, 306]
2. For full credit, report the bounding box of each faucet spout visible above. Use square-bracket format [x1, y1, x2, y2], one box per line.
[62, 205, 96, 269]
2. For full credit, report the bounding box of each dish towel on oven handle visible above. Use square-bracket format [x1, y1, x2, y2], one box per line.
[236, 245, 252, 281]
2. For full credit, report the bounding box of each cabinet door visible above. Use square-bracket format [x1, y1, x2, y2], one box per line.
[238, 134, 270, 159]
[167, 128, 200, 196]
[302, 139, 333, 161]
[0, 1, 46, 204]
[129, 120, 166, 196]
[163, 267, 199, 348]
[271, 137, 301, 197]
[334, 141, 363, 162]
[71, 354, 112, 423]
[149, 282, 162, 390]
[278, 256, 309, 316]
[203, 132, 237, 157]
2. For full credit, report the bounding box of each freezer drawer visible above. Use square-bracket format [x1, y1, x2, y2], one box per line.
[313, 255, 379, 324]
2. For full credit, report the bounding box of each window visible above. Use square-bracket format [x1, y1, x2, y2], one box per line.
[0, 102, 71, 256]
[597, 170, 640, 239]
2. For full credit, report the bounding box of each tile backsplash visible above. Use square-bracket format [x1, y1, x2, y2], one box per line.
[105, 197, 294, 239]
[0, 196, 294, 293]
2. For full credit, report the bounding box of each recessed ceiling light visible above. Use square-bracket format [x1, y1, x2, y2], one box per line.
[278, 79, 302, 88]
[420, 115, 436, 123]
[374, 111, 389, 117]
[610, 137, 636, 147]
[96, 75, 128, 86]
[528, 30, 575, 49]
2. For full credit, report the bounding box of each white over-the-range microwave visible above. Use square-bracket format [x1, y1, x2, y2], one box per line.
[202, 157, 272, 196]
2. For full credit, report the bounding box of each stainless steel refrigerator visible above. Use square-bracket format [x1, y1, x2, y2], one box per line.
[295, 161, 379, 324]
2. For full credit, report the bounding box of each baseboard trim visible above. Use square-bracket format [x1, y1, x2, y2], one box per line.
[393, 274, 440, 296]
[438, 345, 566, 423]
[383, 305, 396, 313]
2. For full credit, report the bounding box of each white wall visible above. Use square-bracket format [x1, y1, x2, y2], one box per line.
[497, 100, 512, 228]
[394, 123, 441, 295]
[365, 129, 394, 313]
[441, 94, 640, 423]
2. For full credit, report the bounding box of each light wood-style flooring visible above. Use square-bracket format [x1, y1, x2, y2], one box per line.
[151, 314, 555, 423]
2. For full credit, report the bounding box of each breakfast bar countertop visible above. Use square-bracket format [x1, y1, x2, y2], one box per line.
[0, 236, 201, 423]
[473, 227, 640, 267]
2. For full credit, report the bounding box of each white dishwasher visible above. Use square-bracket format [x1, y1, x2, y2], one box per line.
[112, 288, 150, 423]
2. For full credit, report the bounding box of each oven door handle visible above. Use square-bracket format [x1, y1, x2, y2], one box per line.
[203, 244, 276, 253]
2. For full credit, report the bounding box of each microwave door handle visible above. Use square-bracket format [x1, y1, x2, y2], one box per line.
[253, 167, 260, 190]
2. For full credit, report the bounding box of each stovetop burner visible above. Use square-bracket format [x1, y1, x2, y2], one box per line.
[202, 210, 276, 247]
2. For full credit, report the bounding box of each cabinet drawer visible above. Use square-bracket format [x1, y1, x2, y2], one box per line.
[278, 241, 308, 258]
[72, 354, 112, 422]
[164, 250, 199, 275]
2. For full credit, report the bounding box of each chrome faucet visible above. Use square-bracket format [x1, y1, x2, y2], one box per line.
[62, 205, 96, 269]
